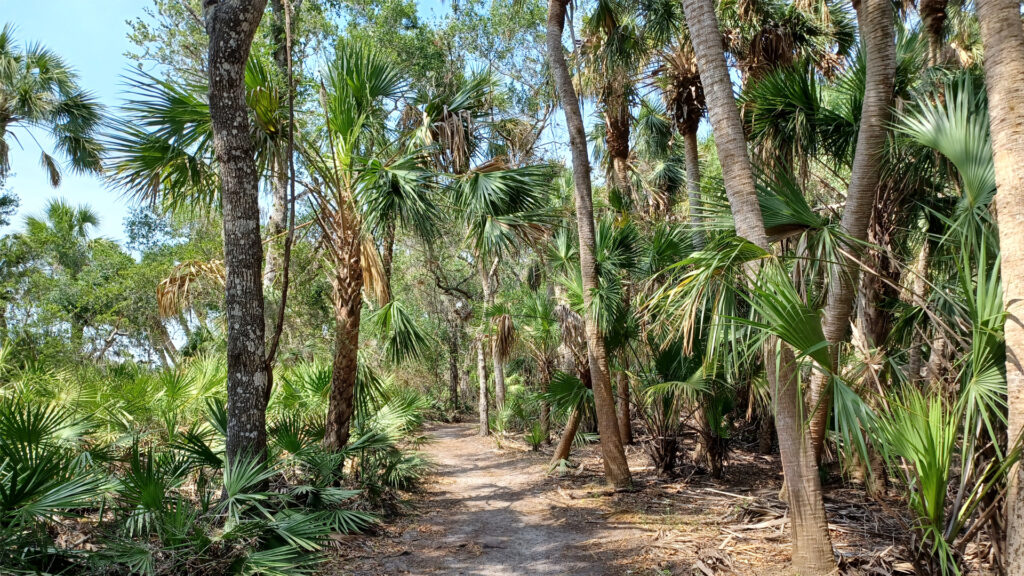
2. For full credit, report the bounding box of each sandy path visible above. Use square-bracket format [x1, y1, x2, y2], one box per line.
[345, 422, 643, 576]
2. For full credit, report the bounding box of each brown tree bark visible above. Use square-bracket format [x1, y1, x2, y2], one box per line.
[680, 0, 834, 569]
[547, 0, 632, 488]
[807, 0, 896, 461]
[204, 0, 270, 465]
[976, 0, 1024, 568]
[551, 406, 583, 464]
[324, 233, 364, 449]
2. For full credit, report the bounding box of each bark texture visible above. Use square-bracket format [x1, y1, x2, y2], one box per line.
[679, 0, 835, 569]
[204, 0, 270, 465]
[547, 0, 632, 488]
[807, 0, 896, 460]
[324, 232, 364, 450]
[976, 0, 1024, 569]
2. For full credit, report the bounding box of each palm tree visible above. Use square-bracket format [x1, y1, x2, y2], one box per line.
[678, 0, 834, 570]
[578, 0, 646, 210]
[205, 0, 270, 465]
[806, 0, 897, 461]
[23, 199, 99, 352]
[305, 42, 435, 450]
[547, 0, 632, 488]
[0, 24, 103, 188]
[974, 0, 1024, 569]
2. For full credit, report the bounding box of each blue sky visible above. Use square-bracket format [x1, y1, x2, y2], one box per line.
[4, 0, 146, 242]
[1, 0, 459, 243]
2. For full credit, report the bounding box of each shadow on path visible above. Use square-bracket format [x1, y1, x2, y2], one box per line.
[344, 423, 642, 576]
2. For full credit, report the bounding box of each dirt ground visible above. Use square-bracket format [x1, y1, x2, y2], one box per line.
[331, 422, 983, 575]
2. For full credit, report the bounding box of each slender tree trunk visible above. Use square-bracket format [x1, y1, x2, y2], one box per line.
[263, 0, 298, 289]
[680, 0, 834, 569]
[547, 0, 631, 488]
[477, 337, 489, 436]
[976, 0, 1024, 568]
[205, 0, 269, 465]
[324, 235, 363, 450]
[807, 0, 896, 461]
[264, 153, 289, 288]
[381, 218, 396, 298]
[616, 368, 632, 445]
[448, 322, 460, 409]
[479, 258, 506, 408]
[70, 319, 84, 355]
[551, 406, 583, 464]
[683, 129, 704, 249]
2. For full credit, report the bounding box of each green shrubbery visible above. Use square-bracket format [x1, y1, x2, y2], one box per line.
[0, 353, 429, 575]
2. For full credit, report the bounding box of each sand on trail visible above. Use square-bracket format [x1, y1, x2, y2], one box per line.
[343, 422, 647, 576]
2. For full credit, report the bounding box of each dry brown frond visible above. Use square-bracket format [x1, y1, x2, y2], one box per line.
[156, 260, 226, 318]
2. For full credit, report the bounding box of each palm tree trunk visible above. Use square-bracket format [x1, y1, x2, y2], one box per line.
[551, 406, 583, 464]
[680, 0, 834, 569]
[479, 258, 506, 408]
[683, 129, 703, 249]
[616, 368, 632, 445]
[807, 0, 896, 462]
[205, 0, 270, 465]
[976, 0, 1024, 567]
[324, 233, 364, 450]
[448, 321, 460, 409]
[477, 336, 490, 436]
[547, 0, 632, 488]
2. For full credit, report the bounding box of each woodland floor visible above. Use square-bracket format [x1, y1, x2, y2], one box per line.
[331, 422, 995, 576]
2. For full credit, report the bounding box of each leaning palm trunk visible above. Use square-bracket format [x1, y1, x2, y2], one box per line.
[551, 407, 583, 465]
[547, 0, 632, 488]
[976, 0, 1024, 569]
[324, 230, 364, 450]
[205, 0, 270, 465]
[680, 0, 834, 570]
[807, 0, 896, 461]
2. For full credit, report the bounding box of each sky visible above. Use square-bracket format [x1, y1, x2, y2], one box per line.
[3, 0, 147, 242]
[0, 0, 459, 244]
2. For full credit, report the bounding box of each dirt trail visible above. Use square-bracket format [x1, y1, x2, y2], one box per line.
[343, 422, 645, 576]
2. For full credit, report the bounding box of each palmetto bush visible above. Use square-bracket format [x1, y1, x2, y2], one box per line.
[0, 347, 429, 575]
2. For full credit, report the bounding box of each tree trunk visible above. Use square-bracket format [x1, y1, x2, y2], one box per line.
[977, 0, 1024, 568]
[479, 258, 505, 408]
[263, 0, 297, 289]
[324, 235, 363, 450]
[547, 0, 631, 489]
[551, 406, 583, 464]
[605, 90, 634, 207]
[381, 218, 396, 298]
[807, 0, 896, 462]
[680, 0, 834, 569]
[477, 337, 490, 436]
[683, 129, 704, 249]
[616, 368, 632, 445]
[205, 0, 270, 465]
[448, 322, 460, 409]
